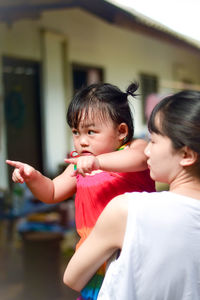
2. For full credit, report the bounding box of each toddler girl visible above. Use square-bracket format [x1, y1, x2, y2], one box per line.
[6, 82, 155, 300]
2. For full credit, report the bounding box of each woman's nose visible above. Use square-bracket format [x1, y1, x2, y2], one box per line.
[144, 143, 150, 157]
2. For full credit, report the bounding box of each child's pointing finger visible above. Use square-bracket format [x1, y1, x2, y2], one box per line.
[6, 160, 23, 169]
[64, 158, 78, 165]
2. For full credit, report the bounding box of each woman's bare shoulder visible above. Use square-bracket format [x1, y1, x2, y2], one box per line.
[98, 195, 129, 247]
[105, 194, 129, 218]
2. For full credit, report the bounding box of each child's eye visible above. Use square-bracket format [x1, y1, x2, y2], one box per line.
[88, 130, 95, 135]
[72, 129, 79, 136]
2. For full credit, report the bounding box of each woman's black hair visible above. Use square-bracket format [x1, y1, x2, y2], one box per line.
[148, 90, 200, 176]
[67, 82, 139, 144]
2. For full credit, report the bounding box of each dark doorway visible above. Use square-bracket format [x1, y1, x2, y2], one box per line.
[3, 57, 43, 185]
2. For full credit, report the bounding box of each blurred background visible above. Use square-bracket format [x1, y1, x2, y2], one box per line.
[0, 0, 200, 299]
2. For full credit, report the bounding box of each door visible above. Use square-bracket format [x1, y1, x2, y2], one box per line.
[3, 57, 43, 184]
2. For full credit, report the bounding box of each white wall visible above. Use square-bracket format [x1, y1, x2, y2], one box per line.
[41, 30, 68, 174]
[0, 27, 8, 190]
[0, 91, 8, 190]
[0, 7, 200, 188]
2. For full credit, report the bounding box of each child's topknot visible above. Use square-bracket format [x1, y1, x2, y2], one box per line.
[126, 82, 139, 98]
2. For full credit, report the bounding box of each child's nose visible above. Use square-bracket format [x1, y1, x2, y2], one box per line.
[80, 135, 89, 146]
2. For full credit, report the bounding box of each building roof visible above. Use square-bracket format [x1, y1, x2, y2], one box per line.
[0, 0, 200, 53]
[106, 0, 200, 49]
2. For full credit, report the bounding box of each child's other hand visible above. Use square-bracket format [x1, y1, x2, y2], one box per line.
[6, 160, 36, 183]
[64, 156, 100, 177]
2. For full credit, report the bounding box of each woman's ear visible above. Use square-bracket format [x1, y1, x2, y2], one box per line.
[117, 123, 129, 142]
[180, 146, 198, 167]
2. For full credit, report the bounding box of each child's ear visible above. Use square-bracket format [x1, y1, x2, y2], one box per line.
[180, 146, 198, 167]
[118, 123, 128, 141]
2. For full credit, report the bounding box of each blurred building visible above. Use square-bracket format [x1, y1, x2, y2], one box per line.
[1, 0, 200, 190]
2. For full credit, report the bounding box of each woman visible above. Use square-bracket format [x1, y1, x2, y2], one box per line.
[64, 90, 200, 300]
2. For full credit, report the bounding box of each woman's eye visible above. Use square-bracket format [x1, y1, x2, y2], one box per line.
[149, 135, 155, 144]
[150, 139, 156, 144]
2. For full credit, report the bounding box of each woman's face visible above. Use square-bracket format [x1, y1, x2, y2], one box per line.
[144, 133, 183, 184]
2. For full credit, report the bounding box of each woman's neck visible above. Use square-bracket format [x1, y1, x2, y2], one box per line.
[170, 176, 200, 200]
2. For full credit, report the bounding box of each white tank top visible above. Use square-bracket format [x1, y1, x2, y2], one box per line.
[98, 191, 200, 300]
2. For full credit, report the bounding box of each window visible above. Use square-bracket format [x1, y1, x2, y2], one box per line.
[140, 73, 158, 123]
[72, 64, 104, 93]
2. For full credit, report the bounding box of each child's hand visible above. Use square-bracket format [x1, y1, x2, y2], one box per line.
[64, 156, 100, 177]
[6, 160, 36, 183]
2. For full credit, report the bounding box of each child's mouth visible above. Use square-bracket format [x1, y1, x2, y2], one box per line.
[81, 151, 93, 156]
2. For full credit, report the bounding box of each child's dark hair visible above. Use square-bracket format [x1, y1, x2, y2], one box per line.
[148, 90, 200, 176]
[67, 82, 139, 143]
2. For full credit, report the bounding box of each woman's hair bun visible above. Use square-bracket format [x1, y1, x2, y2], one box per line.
[126, 82, 139, 98]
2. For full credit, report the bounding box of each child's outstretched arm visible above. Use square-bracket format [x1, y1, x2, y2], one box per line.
[6, 160, 77, 204]
[65, 139, 148, 176]
[63, 195, 128, 291]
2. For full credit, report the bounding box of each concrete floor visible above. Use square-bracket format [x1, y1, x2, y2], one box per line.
[0, 221, 79, 300]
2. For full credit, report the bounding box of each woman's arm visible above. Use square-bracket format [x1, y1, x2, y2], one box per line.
[63, 195, 129, 291]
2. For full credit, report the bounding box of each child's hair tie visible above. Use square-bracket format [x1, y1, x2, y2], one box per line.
[126, 90, 135, 97]
[70, 151, 79, 158]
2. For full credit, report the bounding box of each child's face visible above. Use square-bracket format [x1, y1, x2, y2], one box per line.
[71, 113, 123, 156]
